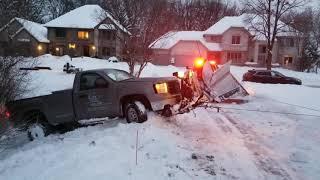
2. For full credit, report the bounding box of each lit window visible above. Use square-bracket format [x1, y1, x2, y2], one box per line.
[69, 43, 76, 49]
[232, 36, 241, 44]
[78, 31, 89, 40]
[284, 57, 293, 65]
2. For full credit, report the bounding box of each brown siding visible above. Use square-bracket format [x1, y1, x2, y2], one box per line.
[0, 20, 48, 57]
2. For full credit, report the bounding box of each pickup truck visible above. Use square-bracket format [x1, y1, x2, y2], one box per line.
[6, 69, 181, 140]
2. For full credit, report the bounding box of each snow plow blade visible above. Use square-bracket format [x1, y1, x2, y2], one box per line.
[202, 61, 248, 102]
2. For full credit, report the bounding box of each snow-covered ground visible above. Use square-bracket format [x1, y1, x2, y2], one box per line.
[1, 55, 320, 180]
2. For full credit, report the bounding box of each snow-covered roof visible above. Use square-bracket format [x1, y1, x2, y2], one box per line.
[204, 14, 296, 40]
[149, 31, 221, 51]
[45, 5, 130, 35]
[204, 15, 245, 35]
[150, 14, 297, 51]
[15, 18, 49, 43]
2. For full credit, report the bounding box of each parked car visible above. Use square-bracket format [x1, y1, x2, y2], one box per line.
[243, 69, 302, 85]
[5, 69, 181, 140]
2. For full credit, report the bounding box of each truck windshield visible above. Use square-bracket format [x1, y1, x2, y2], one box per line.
[104, 69, 134, 82]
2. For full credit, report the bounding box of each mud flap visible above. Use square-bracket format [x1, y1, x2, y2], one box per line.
[202, 61, 248, 102]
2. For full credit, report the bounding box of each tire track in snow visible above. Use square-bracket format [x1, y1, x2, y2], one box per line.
[220, 112, 296, 180]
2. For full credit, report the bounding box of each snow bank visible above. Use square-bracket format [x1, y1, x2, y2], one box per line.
[25, 55, 182, 98]
[0, 119, 204, 180]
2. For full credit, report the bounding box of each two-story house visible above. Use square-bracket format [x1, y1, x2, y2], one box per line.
[45, 5, 130, 58]
[150, 14, 300, 70]
[0, 5, 130, 58]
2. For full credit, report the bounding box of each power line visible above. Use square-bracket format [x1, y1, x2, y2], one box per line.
[201, 105, 320, 118]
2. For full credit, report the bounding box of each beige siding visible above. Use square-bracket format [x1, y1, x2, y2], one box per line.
[151, 41, 208, 67]
[221, 28, 250, 52]
[220, 28, 250, 64]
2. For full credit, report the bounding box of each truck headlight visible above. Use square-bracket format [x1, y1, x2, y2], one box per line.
[154, 83, 168, 94]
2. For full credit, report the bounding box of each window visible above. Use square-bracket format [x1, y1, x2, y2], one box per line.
[103, 47, 111, 56]
[56, 28, 66, 38]
[284, 57, 293, 65]
[288, 38, 294, 47]
[227, 52, 242, 64]
[259, 45, 267, 53]
[271, 71, 284, 77]
[232, 36, 241, 44]
[78, 31, 89, 40]
[103, 31, 111, 40]
[256, 71, 271, 76]
[68, 43, 76, 49]
[80, 73, 108, 91]
[111, 47, 116, 56]
[103, 69, 133, 82]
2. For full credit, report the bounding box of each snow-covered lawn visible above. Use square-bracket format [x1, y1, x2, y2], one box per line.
[1, 55, 320, 180]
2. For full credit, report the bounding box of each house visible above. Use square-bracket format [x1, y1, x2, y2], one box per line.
[44, 5, 130, 58]
[0, 5, 130, 58]
[0, 18, 49, 57]
[150, 14, 301, 70]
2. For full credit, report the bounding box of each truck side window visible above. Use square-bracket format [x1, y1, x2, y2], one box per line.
[80, 73, 108, 91]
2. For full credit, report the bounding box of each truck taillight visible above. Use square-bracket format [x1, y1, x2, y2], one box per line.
[5, 110, 10, 118]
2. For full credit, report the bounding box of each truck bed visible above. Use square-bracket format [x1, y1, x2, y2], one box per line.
[7, 89, 76, 125]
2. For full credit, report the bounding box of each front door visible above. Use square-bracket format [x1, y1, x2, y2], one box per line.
[73, 73, 113, 120]
[83, 45, 90, 57]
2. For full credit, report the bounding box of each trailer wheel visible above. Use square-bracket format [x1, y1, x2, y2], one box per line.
[24, 111, 51, 141]
[125, 102, 147, 123]
[162, 105, 173, 117]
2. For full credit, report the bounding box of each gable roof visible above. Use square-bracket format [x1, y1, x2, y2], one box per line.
[45, 5, 130, 35]
[0, 18, 49, 43]
[204, 15, 245, 35]
[149, 31, 221, 51]
[204, 14, 296, 40]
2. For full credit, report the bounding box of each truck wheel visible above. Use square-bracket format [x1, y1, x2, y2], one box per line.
[125, 102, 147, 123]
[24, 112, 51, 141]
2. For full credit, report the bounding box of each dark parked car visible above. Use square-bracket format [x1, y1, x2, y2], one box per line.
[243, 69, 302, 85]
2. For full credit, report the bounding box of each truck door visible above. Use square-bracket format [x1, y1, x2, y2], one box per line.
[73, 73, 113, 120]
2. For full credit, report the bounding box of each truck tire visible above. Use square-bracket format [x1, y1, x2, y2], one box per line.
[24, 111, 51, 141]
[125, 102, 147, 123]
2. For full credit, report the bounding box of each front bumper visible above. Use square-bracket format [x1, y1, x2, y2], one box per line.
[150, 95, 181, 111]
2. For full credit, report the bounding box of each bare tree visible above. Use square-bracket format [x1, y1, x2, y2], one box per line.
[103, 0, 175, 76]
[0, 57, 31, 105]
[243, 0, 307, 70]
[0, 0, 45, 25]
[175, 0, 239, 31]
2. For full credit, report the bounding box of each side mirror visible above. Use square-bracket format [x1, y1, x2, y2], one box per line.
[95, 78, 109, 88]
[173, 71, 185, 79]
[173, 72, 178, 78]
